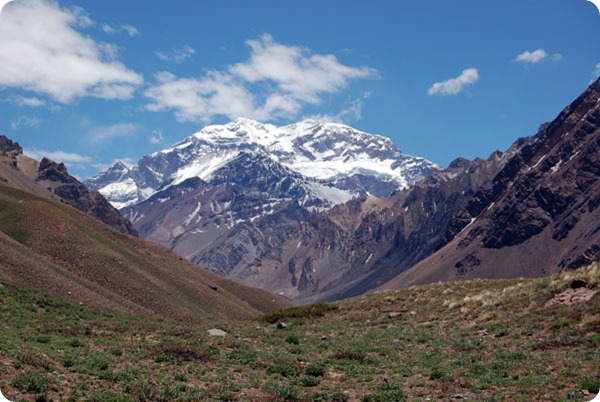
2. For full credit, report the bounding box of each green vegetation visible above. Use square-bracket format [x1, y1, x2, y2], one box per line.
[261, 302, 338, 324]
[0, 264, 598, 401]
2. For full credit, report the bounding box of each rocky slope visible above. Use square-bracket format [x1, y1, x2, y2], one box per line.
[0, 184, 290, 322]
[228, 79, 600, 303]
[237, 147, 522, 303]
[0, 136, 136, 236]
[87, 119, 436, 294]
[383, 77, 600, 289]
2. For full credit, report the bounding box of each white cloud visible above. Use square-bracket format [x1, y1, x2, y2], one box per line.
[145, 71, 264, 123]
[87, 123, 137, 146]
[10, 115, 41, 129]
[516, 49, 547, 64]
[101, 23, 139, 37]
[156, 45, 195, 64]
[121, 24, 139, 37]
[515, 48, 562, 65]
[149, 129, 165, 144]
[25, 148, 92, 164]
[100, 23, 117, 35]
[428, 68, 479, 96]
[10, 95, 45, 107]
[145, 34, 376, 123]
[230, 34, 376, 104]
[0, 0, 143, 103]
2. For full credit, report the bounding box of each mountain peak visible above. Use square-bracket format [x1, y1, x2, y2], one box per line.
[112, 161, 132, 171]
[0, 135, 23, 156]
[87, 119, 437, 209]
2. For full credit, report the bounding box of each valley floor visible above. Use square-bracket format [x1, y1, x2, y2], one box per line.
[1, 264, 599, 401]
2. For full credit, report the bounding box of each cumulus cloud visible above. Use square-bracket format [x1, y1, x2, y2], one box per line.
[25, 148, 92, 164]
[0, 0, 143, 103]
[156, 45, 195, 64]
[145, 34, 376, 123]
[87, 123, 137, 146]
[428, 68, 479, 96]
[515, 49, 562, 65]
[231, 34, 376, 104]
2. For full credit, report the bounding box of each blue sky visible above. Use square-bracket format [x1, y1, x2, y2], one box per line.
[1, 0, 599, 179]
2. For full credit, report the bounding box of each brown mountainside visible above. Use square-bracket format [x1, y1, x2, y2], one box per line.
[0, 183, 289, 322]
[0, 136, 136, 236]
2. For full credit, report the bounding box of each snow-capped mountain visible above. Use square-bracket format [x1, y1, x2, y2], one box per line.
[86, 118, 437, 210]
[85, 118, 437, 293]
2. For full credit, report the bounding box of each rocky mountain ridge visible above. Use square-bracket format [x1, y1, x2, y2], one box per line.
[86, 118, 437, 209]
[383, 77, 600, 288]
[86, 119, 437, 296]
[250, 78, 600, 302]
[0, 136, 137, 236]
[194, 79, 600, 303]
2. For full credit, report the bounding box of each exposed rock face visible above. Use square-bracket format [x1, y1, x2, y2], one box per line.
[96, 120, 436, 296]
[230, 79, 600, 303]
[244, 148, 519, 303]
[95, 80, 600, 303]
[36, 158, 138, 236]
[0, 136, 23, 156]
[383, 78, 600, 290]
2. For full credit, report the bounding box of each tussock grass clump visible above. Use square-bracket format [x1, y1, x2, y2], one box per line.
[261, 303, 338, 324]
[12, 370, 52, 394]
[442, 262, 600, 314]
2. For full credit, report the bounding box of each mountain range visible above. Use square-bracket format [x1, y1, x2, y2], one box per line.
[0, 138, 290, 322]
[85, 119, 437, 299]
[74, 79, 600, 303]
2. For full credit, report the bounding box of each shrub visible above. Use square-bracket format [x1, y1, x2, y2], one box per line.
[267, 361, 302, 378]
[154, 344, 212, 363]
[285, 334, 300, 345]
[361, 382, 406, 402]
[84, 390, 134, 402]
[262, 303, 337, 324]
[305, 363, 326, 377]
[12, 370, 51, 393]
[69, 338, 85, 348]
[300, 375, 321, 387]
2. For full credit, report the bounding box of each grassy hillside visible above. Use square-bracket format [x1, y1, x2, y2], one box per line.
[1, 263, 598, 401]
[0, 185, 290, 322]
